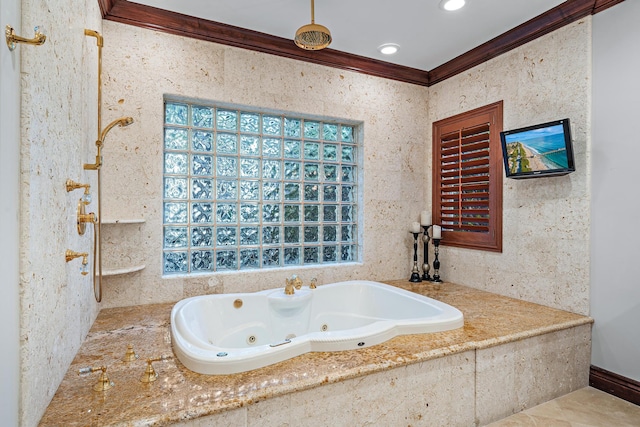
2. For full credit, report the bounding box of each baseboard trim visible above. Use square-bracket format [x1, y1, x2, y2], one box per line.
[590, 365, 640, 406]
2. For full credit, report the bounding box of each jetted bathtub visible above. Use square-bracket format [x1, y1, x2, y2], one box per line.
[171, 280, 464, 375]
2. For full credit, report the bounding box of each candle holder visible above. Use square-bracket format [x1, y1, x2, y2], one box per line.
[431, 238, 442, 282]
[409, 232, 422, 282]
[421, 225, 432, 281]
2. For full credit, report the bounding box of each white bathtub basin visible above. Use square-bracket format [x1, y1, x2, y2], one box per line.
[170, 280, 464, 375]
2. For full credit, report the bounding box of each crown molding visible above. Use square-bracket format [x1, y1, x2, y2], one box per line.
[593, 0, 626, 13]
[97, 0, 624, 87]
[97, 0, 429, 86]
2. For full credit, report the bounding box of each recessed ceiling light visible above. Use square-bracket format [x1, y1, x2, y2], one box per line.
[440, 0, 466, 11]
[378, 43, 400, 55]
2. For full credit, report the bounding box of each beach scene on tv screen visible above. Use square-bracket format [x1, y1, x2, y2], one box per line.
[504, 123, 569, 174]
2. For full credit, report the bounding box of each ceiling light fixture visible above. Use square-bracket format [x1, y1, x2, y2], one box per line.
[378, 43, 400, 55]
[439, 0, 466, 11]
[294, 0, 332, 51]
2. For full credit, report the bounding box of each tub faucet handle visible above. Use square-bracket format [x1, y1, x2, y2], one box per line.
[285, 275, 303, 294]
[293, 275, 303, 290]
[309, 277, 317, 289]
[78, 365, 114, 392]
[122, 344, 139, 362]
[140, 355, 171, 383]
[285, 277, 296, 295]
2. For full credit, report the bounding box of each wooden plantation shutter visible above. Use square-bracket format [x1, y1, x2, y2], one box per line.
[440, 123, 491, 232]
[432, 101, 503, 252]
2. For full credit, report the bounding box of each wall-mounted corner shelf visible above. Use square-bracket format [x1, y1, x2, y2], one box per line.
[103, 265, 146, 277]
[101, 219, 146, 225]
[100, 219, 146, 277]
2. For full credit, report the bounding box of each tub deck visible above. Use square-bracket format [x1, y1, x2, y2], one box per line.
[38, 280, 593, 426]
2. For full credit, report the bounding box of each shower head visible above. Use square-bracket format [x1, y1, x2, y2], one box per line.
[294, 0, 331, 51]
[99, 116, 134, 144]
[85, 116, 134, 170]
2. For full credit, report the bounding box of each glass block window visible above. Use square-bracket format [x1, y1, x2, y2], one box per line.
[163, 100, 360, 274]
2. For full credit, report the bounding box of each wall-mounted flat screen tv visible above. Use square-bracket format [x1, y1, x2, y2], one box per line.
[500, 118, 575, 179]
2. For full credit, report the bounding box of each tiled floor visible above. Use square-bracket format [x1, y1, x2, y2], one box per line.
[488, 387, 640, 426]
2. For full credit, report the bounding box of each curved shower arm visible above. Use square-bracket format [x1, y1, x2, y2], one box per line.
[84, 117, 133, 171]
[99, 117, 134, 144]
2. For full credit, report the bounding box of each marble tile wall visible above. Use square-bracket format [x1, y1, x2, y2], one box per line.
[98, 18, 592, 316]
[19, 1, 102, 425]
[99, 21, 430, 308]
[427, 19, 592, 315]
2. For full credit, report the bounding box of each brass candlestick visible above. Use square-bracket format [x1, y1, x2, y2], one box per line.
[409, 232, 422, 282]
[421, 225, 432, 281]
[432, 238, 442, 282]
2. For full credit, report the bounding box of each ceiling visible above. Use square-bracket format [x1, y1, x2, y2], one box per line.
[129, 0, 565, 71]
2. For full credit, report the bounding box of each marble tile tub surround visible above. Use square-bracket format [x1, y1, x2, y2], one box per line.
[97, 20, 430, 308]
[427, 19, 592, 316]
[39, 281, 592, 426]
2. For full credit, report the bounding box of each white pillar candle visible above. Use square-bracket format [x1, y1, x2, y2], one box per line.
[420, 211, 432, 226]
[432, 225, 442, 239]
[410, 222, 421, 233]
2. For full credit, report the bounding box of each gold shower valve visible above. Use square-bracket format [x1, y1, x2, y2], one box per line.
[76, 199, 96, 236]
[78, 209, 96, 224]
[78, 365, 114, 392]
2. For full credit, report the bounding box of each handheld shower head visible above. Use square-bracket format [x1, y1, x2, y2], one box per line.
[85, 116, 134, 171]
[99, 116, 134, 143]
